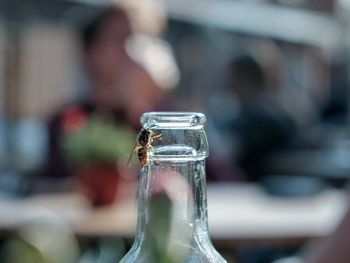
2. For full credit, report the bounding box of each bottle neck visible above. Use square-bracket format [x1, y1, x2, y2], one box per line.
[134, 159, 210, 249]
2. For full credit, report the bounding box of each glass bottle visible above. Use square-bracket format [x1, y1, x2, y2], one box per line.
[120, 112, 227, 263]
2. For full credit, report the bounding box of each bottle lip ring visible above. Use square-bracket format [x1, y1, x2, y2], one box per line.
[141, 112, 206, 129]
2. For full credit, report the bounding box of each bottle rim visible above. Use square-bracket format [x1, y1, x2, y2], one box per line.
[141, 112, 206, 129]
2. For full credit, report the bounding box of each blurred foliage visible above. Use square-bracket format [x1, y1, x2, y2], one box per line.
[1, 239, 44, 263]
[0, 215, 80, 263]
[148, 192, 174, 263]
[62, 115, 135, 167]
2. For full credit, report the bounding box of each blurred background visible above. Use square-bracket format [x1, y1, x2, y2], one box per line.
[1, 0, 350, 262]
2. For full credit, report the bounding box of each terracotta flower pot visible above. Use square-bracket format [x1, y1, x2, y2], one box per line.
[76, 165, 120, 206]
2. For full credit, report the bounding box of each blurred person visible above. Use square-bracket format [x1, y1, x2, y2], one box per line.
[78, 6, 163, 128]
[38, 5, 172, 204]
[226, 55, 297, 181]
[118, 0, 180, 91]
[277, 46, 327, 128]
[321, 62, 349, 123]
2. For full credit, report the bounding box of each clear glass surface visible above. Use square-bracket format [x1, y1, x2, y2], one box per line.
[119, 112, 227, 263]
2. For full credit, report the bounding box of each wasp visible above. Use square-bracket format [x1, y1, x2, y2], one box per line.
[127, 128, 162, 167]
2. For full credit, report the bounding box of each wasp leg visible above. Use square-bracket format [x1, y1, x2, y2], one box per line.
[150, 133, 162, 145]
[152, 133, 162, 140]
[146, 145, 160, 166]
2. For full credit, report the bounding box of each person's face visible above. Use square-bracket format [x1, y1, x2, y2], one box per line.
[85, 14, 132, 81]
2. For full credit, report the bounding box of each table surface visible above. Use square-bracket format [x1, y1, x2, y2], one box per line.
[0, 183, 348, 246]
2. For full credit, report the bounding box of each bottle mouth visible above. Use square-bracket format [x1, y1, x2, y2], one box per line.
[141, 112, 206, 129]
[140, 112, 209, 161]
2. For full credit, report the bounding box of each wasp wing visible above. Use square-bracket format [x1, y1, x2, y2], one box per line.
[127, 144, 139, 167]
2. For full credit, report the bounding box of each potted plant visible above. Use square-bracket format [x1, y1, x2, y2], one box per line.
[61, 106, 135, 206]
